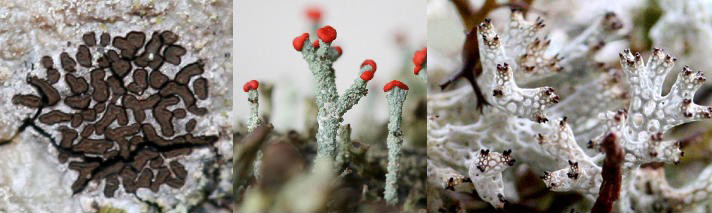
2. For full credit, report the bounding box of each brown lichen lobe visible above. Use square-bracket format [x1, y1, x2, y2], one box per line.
[12, 94, 42, 108]
[11, 30, 216, 197]
[83, 32, 97, 47]
[60, 52, 77, 72]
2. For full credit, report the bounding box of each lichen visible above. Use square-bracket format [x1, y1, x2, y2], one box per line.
[11, 30, 217, 198]
[292, 25, 374, 163]
[383, 80, 409, 205]
[429, 6, 712, 212]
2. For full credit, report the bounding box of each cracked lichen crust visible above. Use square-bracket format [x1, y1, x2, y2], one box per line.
[293, 26, 374, 162]
[11, 31, 218, 197]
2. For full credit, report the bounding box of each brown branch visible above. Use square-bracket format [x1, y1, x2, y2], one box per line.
[676, 131, 703, 150]
[592, 133, 624, 213]
[440, 27, 489, 112]
[450, 0, 478, 31]
[236, 123, 274, 187]
[440, 0, 536, 112]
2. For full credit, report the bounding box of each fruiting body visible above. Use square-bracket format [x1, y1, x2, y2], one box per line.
[413, 47, 426, 76]
[293, 33, 309, 51]
[243, 80, 259, 92]
[360, 59, 377, 81]
[384, 80, 409, 92]
[305, 6, 322, 22]
[317, 25, 337, 43]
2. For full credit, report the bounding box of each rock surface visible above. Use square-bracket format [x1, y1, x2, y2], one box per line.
[0, 0, 233, 212]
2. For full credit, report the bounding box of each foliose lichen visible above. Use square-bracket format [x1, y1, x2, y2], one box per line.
[430, 6, 712, 212]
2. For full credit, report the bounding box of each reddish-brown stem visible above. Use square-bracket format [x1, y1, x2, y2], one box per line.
[592, 133, 624, 213]
[440, 0, 536, 112]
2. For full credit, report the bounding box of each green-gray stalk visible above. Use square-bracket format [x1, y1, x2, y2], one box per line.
[300, 39, 369, 163]
[417, 66, 427, 81]
[247, 89, 263, 180]
[335, 124, 352, 169]
[384, 87, 408, 205]
[247, 90, 261, 132]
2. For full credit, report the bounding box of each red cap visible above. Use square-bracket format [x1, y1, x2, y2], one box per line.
[317, 25, 337, 43]
[306, 6, 322, 22]
[413, 48, 426, 74]
[384, 80, 409, 92]
[360, 59, 377, 81]
[414, 65, 422, 75]
[333, 46, 342, 55]
[293, 33, 309, 51]
[312, 40, 320, 48]
[413, 47, 426, 66]
[243, 80, 259, 92]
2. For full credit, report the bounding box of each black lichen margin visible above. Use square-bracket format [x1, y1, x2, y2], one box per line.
[11, 31, 218, 197]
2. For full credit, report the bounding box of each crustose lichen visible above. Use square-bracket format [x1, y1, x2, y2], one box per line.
[11, 30, 217, 197]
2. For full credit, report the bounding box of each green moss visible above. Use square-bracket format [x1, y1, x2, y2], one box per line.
[98, 206, 126, 213]
[632, 0, 662, 50]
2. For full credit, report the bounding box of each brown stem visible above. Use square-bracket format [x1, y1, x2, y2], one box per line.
[236, 123, 274, 187]
[440, 27, 489, 112]
[592, 133, 624, 213]
[441, 0, 535, 112]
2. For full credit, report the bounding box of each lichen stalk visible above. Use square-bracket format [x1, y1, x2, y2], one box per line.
[306, 49, 340, 161]
[335, 124, 351, 170]
[384, 84, 408, 205]
[244, 80, 263, 181]
[247, 90, 261, 132]
[293, 26, 373, 163]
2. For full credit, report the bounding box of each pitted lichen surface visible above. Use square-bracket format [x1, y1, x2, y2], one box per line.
[12, 31, 217, 197]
